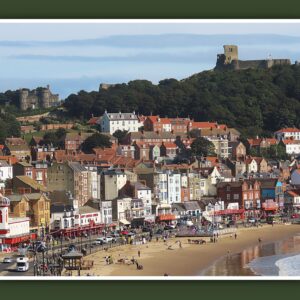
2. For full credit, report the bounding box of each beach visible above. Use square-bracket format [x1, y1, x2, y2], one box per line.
[78, 224, 300, 276]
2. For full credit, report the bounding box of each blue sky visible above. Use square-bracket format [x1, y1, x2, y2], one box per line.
[2, 21, 300, 98]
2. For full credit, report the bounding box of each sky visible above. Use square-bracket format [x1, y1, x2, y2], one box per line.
[2, 21, 300, 98]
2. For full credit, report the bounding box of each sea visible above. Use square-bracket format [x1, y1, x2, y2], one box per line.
[201, 233, 300, 276]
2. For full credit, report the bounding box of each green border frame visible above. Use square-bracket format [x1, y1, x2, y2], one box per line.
[1, 0, 300, 298]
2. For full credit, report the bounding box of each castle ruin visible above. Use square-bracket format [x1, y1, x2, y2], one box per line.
[19, 85, 59, 111]
[215, 45, 291, 71]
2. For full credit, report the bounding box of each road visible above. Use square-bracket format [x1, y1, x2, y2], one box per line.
[0, 260, 34, 276]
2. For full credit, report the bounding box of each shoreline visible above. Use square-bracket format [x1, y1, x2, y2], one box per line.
[78, 224, 300, 277]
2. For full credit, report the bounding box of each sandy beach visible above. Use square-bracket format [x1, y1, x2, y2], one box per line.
[77, 224, 300, 276]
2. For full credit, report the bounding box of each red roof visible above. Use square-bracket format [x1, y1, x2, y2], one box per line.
[276, 127, 300, 133]
[190, 121, 217, 129]
[146, 116, 171, 125]
[161, 142, 177, 149]
[0, 155, 19, 165]
[87, 117, 100, 125]
[282, 139, 300, 145]
[247, 138, 261, 146]
[287, 190, 300, 197]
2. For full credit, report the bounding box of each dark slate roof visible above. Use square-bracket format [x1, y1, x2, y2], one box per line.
[216, 181, 243, 188]
[8, 194, 23, 202]
[50, 204, 74, 213]
[133, 182, 150, 190]
[183, 201, 201, 211]
[257, 178, 277, 189]
[78, 206, 99, 214]
[102, 169, 124, 176]
[105, 112, 138, 120]
[48, 191, 73, 205]
[68, 162, 87, 172]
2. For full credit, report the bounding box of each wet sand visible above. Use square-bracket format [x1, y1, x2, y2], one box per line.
[79, 224, 300, 276]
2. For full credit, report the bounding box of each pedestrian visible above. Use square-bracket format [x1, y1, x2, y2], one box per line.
[179, 241, 182, 248]
[138, 250, 141, 257]
[258, 237, 262, 243]
[156, 236, 159, 242]
[234, 233, 237, 240]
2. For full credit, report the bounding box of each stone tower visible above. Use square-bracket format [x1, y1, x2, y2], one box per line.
[19, 89, 30, 111]
[223, 45, 238, 64]
[41, 85, 51, 108]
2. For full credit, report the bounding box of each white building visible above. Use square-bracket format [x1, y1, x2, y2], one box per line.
[275, 128, 300, 140]
[282, 140, 300, 155]
[85, 165, 101, 199]
[50, 203, 102, 232]
[77, 206, 102, 227]
[50, 205, 75, 231]
[167, 172, 181, 204]
[101, 111, 139, 134]
[113, 197, 132, 224]
[134, 182, 152, 217]
[207, 137, 229, 159]
[0, 195, 30, 251]
[101, 200, 113, 225]
[155, 172, 168, 204]
[0, 160, 13, 183]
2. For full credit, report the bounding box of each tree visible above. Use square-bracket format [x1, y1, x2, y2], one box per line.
[0, 113, 21, 143]
[81, 133, 112, 153]
[191, 137, 216, 157]
[43, 128, 67, 148]
[113, 130, 128, 144]
[188, 129, 201, 138]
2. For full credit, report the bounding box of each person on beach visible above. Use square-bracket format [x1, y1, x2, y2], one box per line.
[234, 233, 237, 240]
[179, 241, 182, 248]
[156, 236, 159, 242]
[138, 250, 141, 257]
[258, 237, 262, 243]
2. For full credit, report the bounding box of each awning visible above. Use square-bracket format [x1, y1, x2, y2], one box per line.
[119, 219, 130, 225]
[156, 214, 176, 221]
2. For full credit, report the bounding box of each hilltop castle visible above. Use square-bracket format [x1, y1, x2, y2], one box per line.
[215, 45, 291, 71]
[19, 85, 59, 111]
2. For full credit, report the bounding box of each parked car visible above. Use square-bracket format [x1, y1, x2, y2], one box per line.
[248, 218, 256, 223]
[164, 225, 176, 230]
[95, 236, 116, 245]
[16, 257, 29, 272]
[120, 230, 129, 235]
[291, 213, 300, 219]
[155, 229, 163, 235]
[2, 257, 13, 263]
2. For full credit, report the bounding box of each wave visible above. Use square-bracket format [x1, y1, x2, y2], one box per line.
[248, 253, 300, 276]
[275, 254, 300, 276]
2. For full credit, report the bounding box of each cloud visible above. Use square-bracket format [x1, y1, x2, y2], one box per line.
[1, 34, 300, 49]
[9, 51, 217, 64]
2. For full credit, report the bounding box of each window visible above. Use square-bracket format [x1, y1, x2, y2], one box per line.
[233, 194, 239, 200]
[227, 194, 230, 200]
